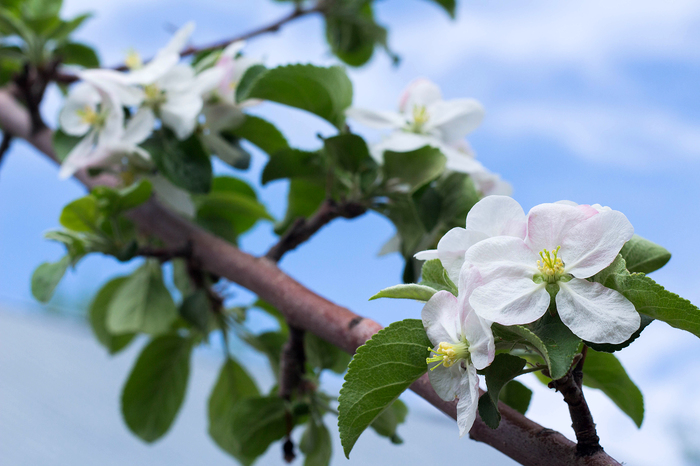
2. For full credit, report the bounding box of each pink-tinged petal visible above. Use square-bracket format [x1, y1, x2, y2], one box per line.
[428, 363, 463, 402]
[458, 266, 494, 370]
[469, 277, 549, 325]
[561, 210, 634, 278]
[422, 291, 461, 346]
[471, 170, 513, 197]
[345, 107, 405, 129]
[557, 279, 640, 344]
[526, 203, 591, 252]
[464, 236, 537, 282]
[466, 195, 527, 239]
[399, 78, 442, 113]
[221, 40, 245, 59]
[456, 364, 480, 437]
[434, 227, 487, 284]
[123, 107, 155, 145]
[427, 98, 484, 144]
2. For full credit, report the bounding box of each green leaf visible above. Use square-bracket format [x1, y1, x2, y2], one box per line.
[368, 399, 408, 444]
[172, 258, 194, 297]
[47, 13, 91, 41]
[383, 146, 446, 193]
[145, 130, 212, 194]
[420, 259, 458, 294]
[477, 354, 527, 429]
[276, 179, 326, 235]
[324, 133, 371, 173]
[595, 255, 700, 339]
[88, 277, 135, 354]
[244, 331, 287, 379]
[179, 289, 212, 334]
[235, 64, 267, 102]
[56, 41, 99, 68]
[369, 283, 436, 302]
[31, 254, 70, 302]
[44, 229, 87, 259]
[196, 190, 273, 241]
[121, 335, 193, 442]
[208, 358, 260, 464]
[52, 129, 81, 162]
[424, 0, 456, 18]
[21, 0, 61, 19]
[325, 3, 379, 67]
[305, 333, 352, 374]
[620, 234, 671, 274]
[106, 261, 178, 335]
[60, 195, 98, 232]
[582, 349, 644, 427]
[200, 132, 250, 170]
[228, 396, 288, 459]
[224, 115, 289, 156]
[300, 419, 333, 466]
[498, 380, 532, 415]
[116, 179, 153, 211]
[492, 313, 581, 381]
[262, 148, 325, 185]
[236, 64, 353, 129]
[338, 319, 431, 457]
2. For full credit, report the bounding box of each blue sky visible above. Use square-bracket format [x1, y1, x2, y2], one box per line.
[2, 0, 700, 464]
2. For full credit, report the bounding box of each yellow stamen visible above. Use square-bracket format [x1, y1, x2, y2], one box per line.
[410, 105, 430, 132]
[125, 50, 143, 70]
[536, 246, 565, 283]
[76, 105, 99, 125]
[426, 340, 470, 370]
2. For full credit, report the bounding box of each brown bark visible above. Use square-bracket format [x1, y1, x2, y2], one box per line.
[0, 88, 622, 466]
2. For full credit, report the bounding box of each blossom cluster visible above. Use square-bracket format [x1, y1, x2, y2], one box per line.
[346, 78, 511, 196]
[417, 196, 640, 436]
[57, 22, 257, 179]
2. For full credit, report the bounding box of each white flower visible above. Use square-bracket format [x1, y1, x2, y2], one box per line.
[211, 40, 260, 106]
[465, 201, 640, 344]
[415, 195, 527, 284]
[422, 266, 495, 436]
[58, 83, 151, 179]
[346, 78, 486, 175]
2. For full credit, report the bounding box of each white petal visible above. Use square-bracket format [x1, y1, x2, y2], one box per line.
[428, 363, 463, 402]
[379, 234, 402, 256]
[345, 107, 406, 129]
[128, 53, 179, 85]
[456, 364, 480, 437]
[221, 40, 245, 58]
[59, 131, 111, 179]
[399, 78, 442, 113]
[557, 279, 640, 344]
[427, 98, 484, 144]
[160, 93, 202, 140]
[434, 227, 487, 285]
[59, 82, 100, 136]
[96, 96, 124, 146]
[526, 203, 591, 252]
[195, 67, 225, 96]
[441, 144, 486, 174]
[457, 266, 494, 370]
[369, 132, 432, 163]
[561, 210, 635, 278]
[414, 249, 439, 261]
[123, 107, 155, 145]
[471, 170, 513, 196]
[80, 69, 144, 106]
[162, 21, 195, 56]
[158, 64, 196, 93]
[422, 290, 461, 346]
[469, 277, 549, 326]
[463, 236, 537, 282]
[229, 55, 260, 84]
[466, 195, 526, 239]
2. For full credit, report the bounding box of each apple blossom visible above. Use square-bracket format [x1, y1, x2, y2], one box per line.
[58, 83, 151, 179]
[465, 201, 640, 344]
[346, 78, 486, 174]
[415, 195, 527, 284]
[422, 266, 495, 436]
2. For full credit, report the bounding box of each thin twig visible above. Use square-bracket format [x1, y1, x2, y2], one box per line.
[266, 199, 366, 262]
[54, 4, 325, 84]
[549, 345, 603, 457]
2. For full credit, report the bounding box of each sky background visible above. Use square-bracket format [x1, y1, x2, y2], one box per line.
[2, 0, 700, 464]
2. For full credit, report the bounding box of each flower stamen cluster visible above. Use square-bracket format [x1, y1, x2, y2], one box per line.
[426, 340, 470, 370]
[536, 246, 565, 283]
[410, 105, 429, 132]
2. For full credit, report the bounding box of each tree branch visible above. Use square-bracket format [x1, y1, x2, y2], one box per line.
[54, 3, 325, 84]
[0, 131, 13, 173]
[0, 88, 623, 466]
[549, 346, 603, 457]
[266, 199, 366, 262]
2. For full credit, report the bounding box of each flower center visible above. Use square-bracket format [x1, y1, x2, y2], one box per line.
[144, 84, 166, 106]
[125, 50, 143, 70]
[76, 105, 105, 127]
[426, 340, 470, 370]
[409, 105, 430, 132]
[536, 246, 565, 283]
